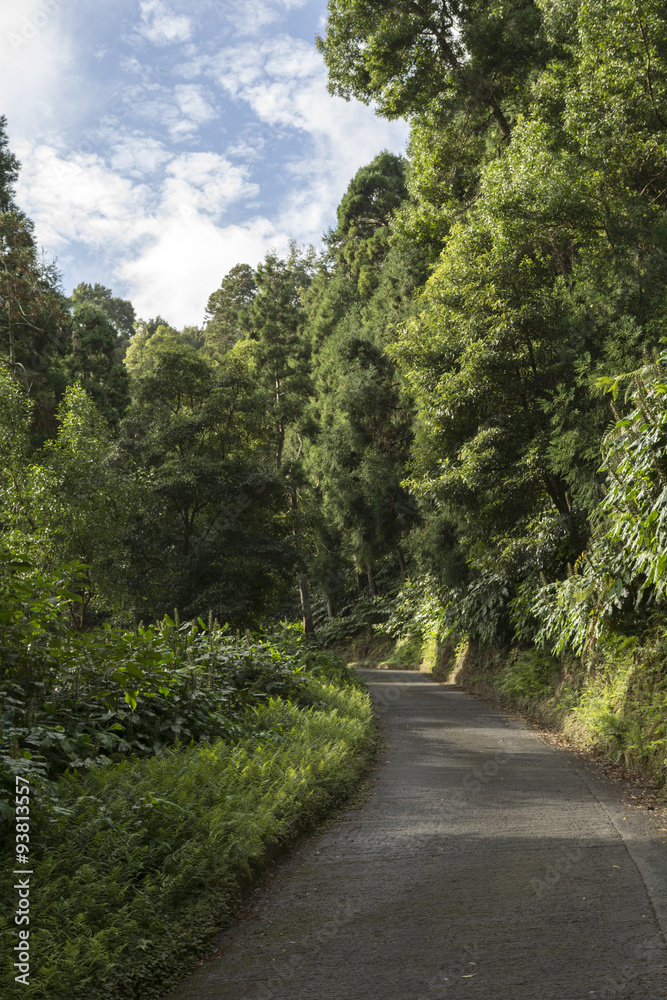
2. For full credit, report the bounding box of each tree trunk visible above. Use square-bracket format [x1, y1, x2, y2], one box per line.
[275, 416, 284, 471]
[290, 485, 316, 637]
[354, 553, 364, 594]
[326, 594, 335, 619]
[397, 547, 407, 582]
[419, 4, 512, 142]
[484, 91, 512, 143]
[542, 469, 571, 517]
[299, 573, 316, 637]
[367, 566, 378, 597]
[8, 301, 14, 368]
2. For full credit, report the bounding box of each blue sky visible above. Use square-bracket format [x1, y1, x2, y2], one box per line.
[1, 0, 408, 326]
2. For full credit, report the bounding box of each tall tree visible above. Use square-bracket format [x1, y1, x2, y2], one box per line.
[66, 302, 130, 425]
[70, 283, 136, 360]
[203, 263, 257, 358]
[123, 318, 201, 377]
[317, 0, 549, 141]
[306, 153, 420, 593]
[119, 344, 294, 625]
[240, 247, 318, 632]
[25, 386, 136, 626]
[0, 116, 20, 213]
[0, 212, 68, 437]
[243, 248, 313, 471]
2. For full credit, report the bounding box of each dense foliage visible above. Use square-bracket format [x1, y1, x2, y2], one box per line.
[315, 0, 667, 665]
[1, 657, 373, 1000]
[4, 0, 667, 686]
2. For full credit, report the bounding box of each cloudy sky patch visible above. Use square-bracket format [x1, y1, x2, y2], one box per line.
[1, 0, 408, 326]
[137, 0, 193, 46]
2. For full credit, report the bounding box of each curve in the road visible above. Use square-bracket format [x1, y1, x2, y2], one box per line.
[165, 669, 667, 1000]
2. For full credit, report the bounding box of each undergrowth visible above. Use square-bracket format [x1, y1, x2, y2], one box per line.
[0, 674, 375, 1000]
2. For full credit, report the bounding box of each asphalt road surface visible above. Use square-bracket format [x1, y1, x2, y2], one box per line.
[165, 669, 667, 1000]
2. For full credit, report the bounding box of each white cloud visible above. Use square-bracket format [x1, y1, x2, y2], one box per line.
[14, 139, 267, 325]
[113, 83, 217, 142]
[138, 0, 193, 46]
[119, 215, 282, 326]
[14, 141, 155, 252]
[208, 36, 407, 156]
[175, 84, 216, 123]
[174, 56, 204, 80]
[0, 1, 79, 136]
[219, 0, 310, 38]
[162, 151, 258, 220]
[226, 133, 267, 161]
[109, 135, 172, 177]
[168, 84, 217, 136]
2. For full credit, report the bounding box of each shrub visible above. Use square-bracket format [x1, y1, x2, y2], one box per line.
[495, 649, 562, 701]
[0, 676, 375, 1000]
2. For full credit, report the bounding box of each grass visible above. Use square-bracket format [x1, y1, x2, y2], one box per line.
[0, 674, 376, 1000]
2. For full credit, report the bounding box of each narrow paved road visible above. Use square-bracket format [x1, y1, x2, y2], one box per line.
[166, 670, 667, 1000]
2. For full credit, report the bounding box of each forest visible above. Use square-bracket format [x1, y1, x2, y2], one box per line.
[4, 0, 667, 996]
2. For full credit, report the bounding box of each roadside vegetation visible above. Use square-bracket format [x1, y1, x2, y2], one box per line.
[0, 553, 374, 999]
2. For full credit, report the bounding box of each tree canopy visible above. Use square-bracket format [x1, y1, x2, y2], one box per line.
[5, 0, 667, 653]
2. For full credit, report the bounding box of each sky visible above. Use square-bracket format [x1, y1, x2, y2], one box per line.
[0, 0, 409, 327]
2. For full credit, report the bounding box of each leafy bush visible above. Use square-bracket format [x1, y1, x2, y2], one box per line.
[315, 594, 392, 646]
[531, 349, 667, 656]
[0, 676, 375, 1000]
[377, 576, 449, 644]
[495, 649, 561, 701]
[0, 547, 340, 841]
[0, 616, 312, 831]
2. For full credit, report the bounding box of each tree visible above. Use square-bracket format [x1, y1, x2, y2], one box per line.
[0, 116, 20, 213]
[331, 150, 408, 294]
[313, 315, 415, 586]
[203, 263, 257, 358]
[123, 318, 201, 377]
[0, 123, 70, 439]
[26, 386, 137, 626]
[118, 345, 295, 625]
[317, 0, 549, 141]
[237, 247, 320, 631]
[550, 0, 667, 201]
[0, 366, 34, 539]
[70, 283, 136, 360]
[305, 153, 420, 594]
[243, 248, 314, 471]
[0, 374, 139, 626]
[394, 121, 597, 565]
[0, 212, 68, 437]
[66, 302, 130, 425]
